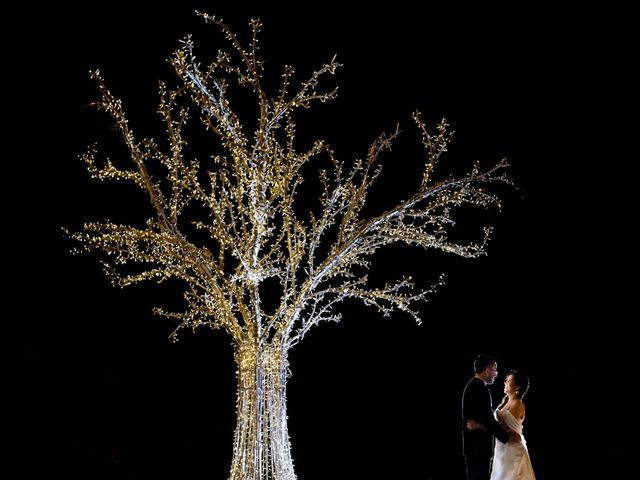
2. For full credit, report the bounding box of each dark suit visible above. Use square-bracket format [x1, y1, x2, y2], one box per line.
[462, 376, 510, 480]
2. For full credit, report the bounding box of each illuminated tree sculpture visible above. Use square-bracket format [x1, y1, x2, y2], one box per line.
[69, 13, 510, 480]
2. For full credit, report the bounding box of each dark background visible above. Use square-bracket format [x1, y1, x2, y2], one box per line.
[7, 1, 633, 479]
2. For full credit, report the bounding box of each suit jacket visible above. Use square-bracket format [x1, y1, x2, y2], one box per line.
[462, 376, 510, 459]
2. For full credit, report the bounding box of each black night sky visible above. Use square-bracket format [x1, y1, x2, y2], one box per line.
[8, 2, 633, 479]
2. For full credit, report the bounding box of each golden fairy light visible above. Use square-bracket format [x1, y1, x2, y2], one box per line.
[68, 12, 511, 480]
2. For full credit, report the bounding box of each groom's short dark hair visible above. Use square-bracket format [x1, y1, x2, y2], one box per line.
[474, 354, 497, 374]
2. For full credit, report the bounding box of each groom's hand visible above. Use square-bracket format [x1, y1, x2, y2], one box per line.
[508, 431, 522, 443]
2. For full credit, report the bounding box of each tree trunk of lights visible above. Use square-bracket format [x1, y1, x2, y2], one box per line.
[230, 342, 296, 480]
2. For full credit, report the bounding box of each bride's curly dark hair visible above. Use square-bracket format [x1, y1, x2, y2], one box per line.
[509, 370, 530, 400]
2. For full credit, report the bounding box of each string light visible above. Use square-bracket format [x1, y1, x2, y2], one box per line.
[68, 13, 511, 480]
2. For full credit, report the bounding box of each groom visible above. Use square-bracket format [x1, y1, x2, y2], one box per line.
[462, 354, 510, 480]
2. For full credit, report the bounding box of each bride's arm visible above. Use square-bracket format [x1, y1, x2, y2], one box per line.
[498, 409, 523, 443]
[466, 419, 487, 430]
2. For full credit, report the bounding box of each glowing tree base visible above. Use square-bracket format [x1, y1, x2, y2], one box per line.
[231, 343, 295, 480]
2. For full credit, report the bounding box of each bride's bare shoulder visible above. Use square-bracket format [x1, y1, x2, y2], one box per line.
[510, 399, 525, 420]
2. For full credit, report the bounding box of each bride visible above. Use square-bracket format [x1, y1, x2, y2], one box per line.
[467, 370, 536, 480]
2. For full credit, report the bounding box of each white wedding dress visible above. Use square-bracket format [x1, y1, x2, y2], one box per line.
[490, 409, 536, 480]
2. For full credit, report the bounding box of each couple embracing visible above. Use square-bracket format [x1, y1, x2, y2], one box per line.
[462, 354, 536, 480]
